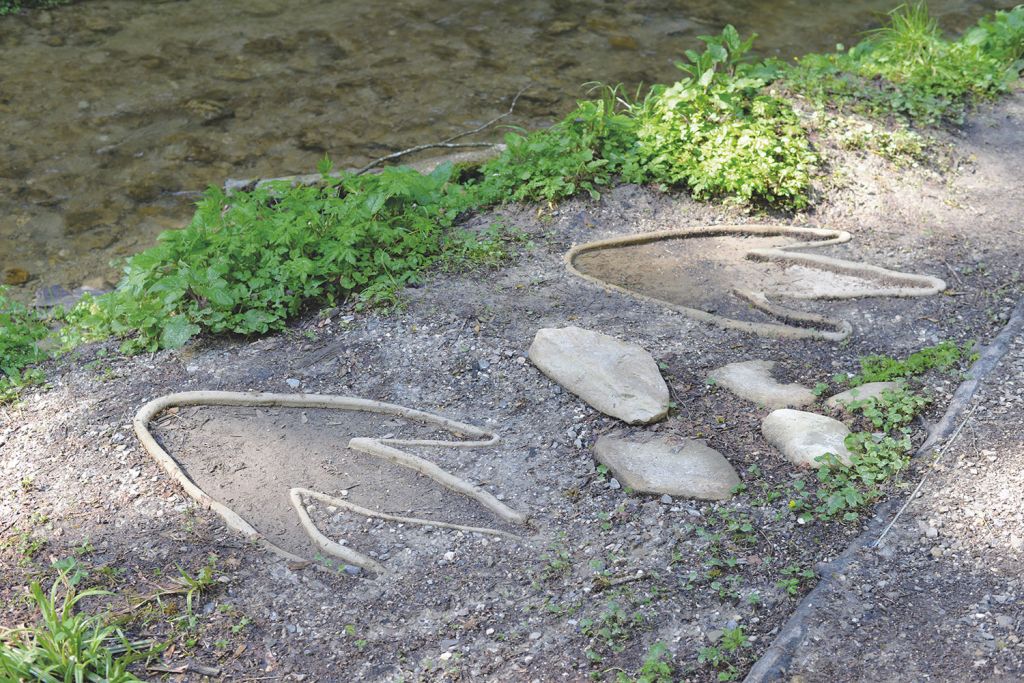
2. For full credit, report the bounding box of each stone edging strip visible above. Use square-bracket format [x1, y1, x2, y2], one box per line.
[133, 391, 528, 575]
[565, 225, 946, 341]
[743, 292, 1024, 682]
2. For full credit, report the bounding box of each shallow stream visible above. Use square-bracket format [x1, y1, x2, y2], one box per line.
[1, 0, 1015, 296]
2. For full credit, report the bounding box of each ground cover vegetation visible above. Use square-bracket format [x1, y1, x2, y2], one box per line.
[0, 552, 228, 682]
[0, 6, 1020, 392]
[791, 341, 974, 522]
[0, 561, 154, 682]
[0, 0, 72, 15]
[782, 3, 1024, 124]
[0, 287, 49, 402]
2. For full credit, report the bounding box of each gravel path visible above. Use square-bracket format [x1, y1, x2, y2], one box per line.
[759, 331, 1024, 682]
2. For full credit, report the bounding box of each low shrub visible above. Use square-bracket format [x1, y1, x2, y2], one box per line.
[628, 26, 816, 208]
[65, 161, 512, 353]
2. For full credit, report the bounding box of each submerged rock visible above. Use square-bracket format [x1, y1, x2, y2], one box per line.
[709, 359, 814, 409]
[528, 326, 668, 424]
[3, 267, 30, 286]
[594, 433, 739, 500]
[32, 285, 107, 308]
[762, 409, 852, 467]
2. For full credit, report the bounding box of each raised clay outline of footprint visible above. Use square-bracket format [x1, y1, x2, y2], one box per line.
[134, 391, 527, 574]
[566, 224, 945, 341]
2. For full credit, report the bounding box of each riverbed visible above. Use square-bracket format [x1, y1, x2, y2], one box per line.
[0, 0, 1016, 295]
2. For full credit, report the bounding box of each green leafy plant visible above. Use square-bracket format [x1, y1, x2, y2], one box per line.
[472, 27, 818, 210]
[782, 4, 1024, 124]
[0, 562, 157, 682]
[471, 87, 640, 204]
[540, 534, 572, 580]
[65, 163, 510, 353]
[813, 386, 930, 520]
[581, 598, 645, 657]
[775, 564, 816, 596]
[629, 26, 816, 208]
[697, 626, 751, 682]
[0, 287, 50, 402]
[616, 641, 674, 683]
[682, 509, 758, 601]
[848, 340, 969, 385]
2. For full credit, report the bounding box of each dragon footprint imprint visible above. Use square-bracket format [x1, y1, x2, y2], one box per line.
[136, 392, 527, 574]
[567, 225, 946, 340]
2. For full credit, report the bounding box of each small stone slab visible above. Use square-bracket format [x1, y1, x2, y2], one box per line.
[708, 360, 814, 409]
[825, 382, 902, 410]
[529, 326, 669, 424]
[762, 409, 852, 467]
[594, 433, 739, 500]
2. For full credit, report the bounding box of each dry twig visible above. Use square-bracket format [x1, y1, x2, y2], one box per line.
[871, 403, 977, 548]
[353, 87, 528, 176]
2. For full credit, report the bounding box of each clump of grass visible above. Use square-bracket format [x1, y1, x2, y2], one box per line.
[0, 286, 50, 403]
[0, 562, 156, 682]
[782, 3, 1024, 124]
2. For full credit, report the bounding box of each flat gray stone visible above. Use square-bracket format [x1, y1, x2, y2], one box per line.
[594, 433, 739, 500]
[826, 382, 902, 410]
[528, 326, 669, 424]
[762, 409, 852, 467]
[709, 360, 814, 409]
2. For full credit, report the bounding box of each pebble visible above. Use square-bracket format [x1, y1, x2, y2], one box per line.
[285, 378, 301, 389]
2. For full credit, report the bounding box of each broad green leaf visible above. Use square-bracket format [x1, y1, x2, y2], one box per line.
[159, 317, 200, 349]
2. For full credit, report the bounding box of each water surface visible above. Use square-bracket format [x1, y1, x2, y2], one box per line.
[1, 0, 1015, 295]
